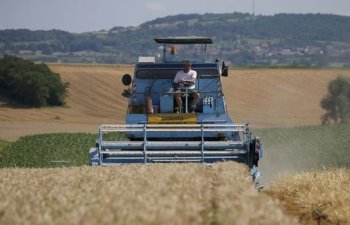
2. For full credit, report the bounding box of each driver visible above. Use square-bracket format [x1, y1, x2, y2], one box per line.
[173, 60, 199, 113]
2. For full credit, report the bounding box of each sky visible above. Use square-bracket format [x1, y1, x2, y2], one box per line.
[1, 0, 350, 33]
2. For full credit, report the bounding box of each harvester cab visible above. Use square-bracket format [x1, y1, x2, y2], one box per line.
[89, 36, 263, 184]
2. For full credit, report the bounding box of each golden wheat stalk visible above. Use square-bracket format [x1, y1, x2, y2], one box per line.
[267, 168, 350, 225]
[0, 162, 298, 225]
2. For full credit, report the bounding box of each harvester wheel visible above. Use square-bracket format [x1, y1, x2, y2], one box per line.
[249, 140, 259, 167]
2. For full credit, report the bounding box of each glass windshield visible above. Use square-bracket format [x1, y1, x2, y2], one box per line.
[136, 69, 218, 79]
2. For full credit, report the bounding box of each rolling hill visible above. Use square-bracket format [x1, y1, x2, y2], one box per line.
[1, 13, 350, 66]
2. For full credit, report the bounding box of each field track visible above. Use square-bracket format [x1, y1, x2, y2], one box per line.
[1, 64, 350, 141]
[0, 162, 298, 225]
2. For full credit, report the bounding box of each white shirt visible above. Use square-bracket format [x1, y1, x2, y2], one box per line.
[173, 69, 197, 89]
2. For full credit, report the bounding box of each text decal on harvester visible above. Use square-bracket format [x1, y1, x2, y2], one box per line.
[148, 114, 196, 124]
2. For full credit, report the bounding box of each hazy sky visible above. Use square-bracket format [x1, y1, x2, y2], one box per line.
[1, 0, 350, 33]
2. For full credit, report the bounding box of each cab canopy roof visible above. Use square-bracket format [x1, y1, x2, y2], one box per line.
[154, 36, 213, 44]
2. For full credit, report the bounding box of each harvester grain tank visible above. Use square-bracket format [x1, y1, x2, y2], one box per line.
[89, 37, 263, 184]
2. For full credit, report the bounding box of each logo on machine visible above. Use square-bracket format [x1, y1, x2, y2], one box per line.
[148, 114, 196, 124]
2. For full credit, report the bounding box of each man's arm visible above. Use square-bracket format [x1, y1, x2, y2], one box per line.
[186, 77, 196, 83]
[173, 71, 181, 89]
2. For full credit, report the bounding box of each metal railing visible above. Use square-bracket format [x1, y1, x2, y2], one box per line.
[97, 123, 251, 165]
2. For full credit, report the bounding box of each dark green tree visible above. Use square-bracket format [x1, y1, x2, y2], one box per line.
[0, 55, 69, 107]
[321, 76, 350, 124]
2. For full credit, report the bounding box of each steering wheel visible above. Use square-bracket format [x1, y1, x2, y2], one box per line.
[181, 80, 194, 87]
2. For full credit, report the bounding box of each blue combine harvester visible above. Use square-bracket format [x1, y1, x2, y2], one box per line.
[89, 37, 263, 184]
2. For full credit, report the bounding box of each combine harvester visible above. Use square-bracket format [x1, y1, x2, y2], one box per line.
[89, 37, 263, 185]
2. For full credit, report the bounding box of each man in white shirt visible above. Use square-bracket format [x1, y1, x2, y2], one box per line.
[173, 60, 199, 113]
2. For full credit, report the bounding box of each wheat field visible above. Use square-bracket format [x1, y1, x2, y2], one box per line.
[1, 65, 350, 141]
[1, 65, 350, 225]
[0, 162, 299, 225]
[267, 169, 350, 225]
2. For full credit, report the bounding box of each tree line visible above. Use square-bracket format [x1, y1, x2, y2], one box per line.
[0, 13, 350, 66]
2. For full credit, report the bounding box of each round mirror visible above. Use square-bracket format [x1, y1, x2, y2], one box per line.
[122, 74, 132, 86]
